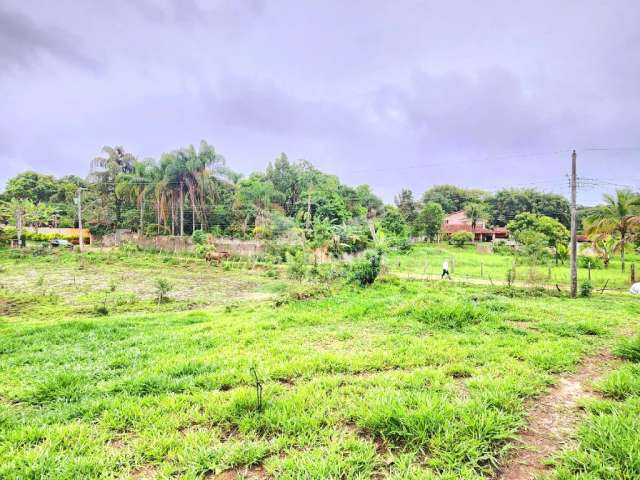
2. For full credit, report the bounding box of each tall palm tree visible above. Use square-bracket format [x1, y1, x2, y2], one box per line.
[585, 190, 640, 272]
[181, 141, 225, 231]
[160, 151, 188, 236]
[116, 159, 154, 234]
[90, 146, 135, 227]
[464, 202, 488, 231]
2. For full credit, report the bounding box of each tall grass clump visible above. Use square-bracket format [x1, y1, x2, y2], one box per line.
[408, 302, 495, 329]
[614, 334, 640, 363]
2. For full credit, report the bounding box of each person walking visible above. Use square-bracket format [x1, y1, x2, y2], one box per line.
[441, 259, 451, 279]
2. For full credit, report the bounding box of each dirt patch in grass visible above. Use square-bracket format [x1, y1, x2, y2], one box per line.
[130, 465, 158, 479]
[496, 350, 615, 480]
[209, 465, 268, 479]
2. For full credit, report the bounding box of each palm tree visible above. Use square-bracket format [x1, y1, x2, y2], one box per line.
[90, 146, 136, 227]
[116, 159, 154, 234]
[591, 235, 620, 269]
[160, 151, 188, 236]
[464, 202, 488, 230]
[180, 141, 225, 232]
[585, 190, 640, 272]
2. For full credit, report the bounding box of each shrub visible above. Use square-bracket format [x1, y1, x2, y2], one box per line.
[194, 243, 215, 258]
[348, 249, 383, 286]
[154, 278, 174, 303]
[119, 242, 138, 255]
[265, 242, 303, 264]
[579, 256, 603, 270]
[492, 242, 513, 256]
[253, 225, 272, 239]
[580, 280, 593, 298]
[450, 231, 474, 247]
[286, 251, 307, 280]
[388, 236, 412, 255]
[191, 229, 208, 245]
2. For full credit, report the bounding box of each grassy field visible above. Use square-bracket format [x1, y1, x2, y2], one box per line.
[387, 243, 639, 291]
[552, 334, 640, 479]
[1, 246, 639, 479]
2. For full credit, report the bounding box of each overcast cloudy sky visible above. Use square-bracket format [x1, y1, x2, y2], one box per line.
[1, 0, 639, 204]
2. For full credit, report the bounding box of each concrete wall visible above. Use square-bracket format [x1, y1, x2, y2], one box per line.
[97, 232, 269, 256]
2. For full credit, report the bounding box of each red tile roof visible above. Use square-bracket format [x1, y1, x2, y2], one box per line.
[441, 224, 493, 234]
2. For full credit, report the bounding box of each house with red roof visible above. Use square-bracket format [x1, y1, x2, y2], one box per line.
[441, 211, 509, 242]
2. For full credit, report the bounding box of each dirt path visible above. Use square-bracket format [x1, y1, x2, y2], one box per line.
[496, 350, 615, 480]
[394, 272, 628, 295]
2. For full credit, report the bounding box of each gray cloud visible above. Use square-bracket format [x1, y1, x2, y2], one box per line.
[1, 0, 639, 204]
[0, 2, 97, 71]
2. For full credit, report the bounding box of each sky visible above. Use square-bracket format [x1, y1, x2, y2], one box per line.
[1, 0, 639, 205]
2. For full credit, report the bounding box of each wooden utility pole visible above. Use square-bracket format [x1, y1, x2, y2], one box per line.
[570, 150, 578, 298]
[77, 188, 84, 252]
[15, 205, 23, 248]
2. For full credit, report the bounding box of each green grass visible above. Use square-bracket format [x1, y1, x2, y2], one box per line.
[551, 335, 640, 479]
[387, 243, 639, 290]
[1, 248, 639, 478]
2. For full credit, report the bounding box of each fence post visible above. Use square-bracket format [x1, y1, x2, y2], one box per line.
[588, 261, 591, 281]
[631, 264, 636, 285]
[480, 262, 483, 278]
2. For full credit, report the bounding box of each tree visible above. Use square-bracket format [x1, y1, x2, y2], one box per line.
[507, 212, 569, 264]
[422, 185, 488, 214]
[3, 172, 58, 203]
[584, 190, 640, 272]
[235, 174, 282, 236]
[507, 213, 569, 246]
[514, 230, 549, 264]
[591, 235, 619, 269]
[265, 153, 309, 216]
[90, 146, 136, 227]
[490, 189, 570, 227]
[463, 202, 489, 230]
[381, 206, 407, 235]
[180, 141, 225, 231]
[394, 188, 417, 224]
[116, 159, 154, 234]
[416, 201, 444, 241]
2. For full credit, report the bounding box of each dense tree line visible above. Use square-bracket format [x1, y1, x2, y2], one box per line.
[2, 142, 636, 263]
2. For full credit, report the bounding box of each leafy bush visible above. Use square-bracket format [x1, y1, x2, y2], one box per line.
[253, 225, 273, 239]
[614, 335, 640, 362]
[286, 250, 307, 279]
[194, 243, 215, 258]
[265, 242, 303, 264]
[348, 249, 383, 286]
[515, 230, 550, 264]
[119, 242, 138, 255]
[579, 256, 603, 269]
[450, 231, 474, 247]
[154, 278, 174, 303]
[580, 280, 593, 297]
[387, 236, 413, 254]
[492, 242, 513, 256]
[191, 229, 208, 245]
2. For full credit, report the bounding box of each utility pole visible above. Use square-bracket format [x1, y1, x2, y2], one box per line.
[15, 205, 23, 248]
[570, 150, 578, 298]
[76, 188, 84, 252]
